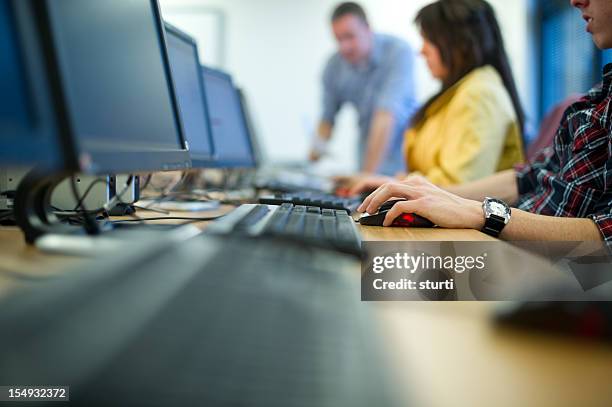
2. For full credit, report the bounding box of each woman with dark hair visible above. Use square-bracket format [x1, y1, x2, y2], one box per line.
[347, 0, 525, 193]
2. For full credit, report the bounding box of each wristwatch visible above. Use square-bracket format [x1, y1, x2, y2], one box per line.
[481, 197, 511, 238]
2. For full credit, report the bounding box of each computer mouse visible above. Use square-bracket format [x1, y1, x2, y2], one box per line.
[359, 199, 435, 228]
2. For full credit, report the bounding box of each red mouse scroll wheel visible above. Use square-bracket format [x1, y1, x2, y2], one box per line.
[401, 214, 415, 222]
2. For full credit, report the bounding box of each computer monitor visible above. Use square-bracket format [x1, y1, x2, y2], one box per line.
[41, 0, 191, 174]
[236, 88, 263, 168]
[201, 66, 256, 169]
[0, 0, 66, 169]
[164, 22, 215, 167]
[10, 0, 193, 244]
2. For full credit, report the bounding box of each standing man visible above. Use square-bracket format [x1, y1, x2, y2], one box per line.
[309, 2, 417, 175]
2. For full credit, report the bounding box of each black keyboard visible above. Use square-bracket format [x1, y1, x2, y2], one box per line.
[208, 203, 362, 255]
[253, 170, 334, 194]
[259, 192, 364, 214]
[0, 234, 399, 406]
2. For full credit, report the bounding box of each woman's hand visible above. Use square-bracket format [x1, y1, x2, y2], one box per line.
[357, 177, 485, 229]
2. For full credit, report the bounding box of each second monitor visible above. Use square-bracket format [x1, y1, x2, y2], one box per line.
[201, 66, 257, 169]
[164, 22, 215, 167]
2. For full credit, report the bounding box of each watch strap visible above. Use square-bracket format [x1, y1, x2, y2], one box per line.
[481, 214, 507, 238]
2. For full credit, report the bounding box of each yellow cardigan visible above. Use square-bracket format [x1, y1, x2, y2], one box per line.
[404, 66, 524, 186]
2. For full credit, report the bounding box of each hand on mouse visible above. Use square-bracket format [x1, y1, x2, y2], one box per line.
[357, 177, 485, 229]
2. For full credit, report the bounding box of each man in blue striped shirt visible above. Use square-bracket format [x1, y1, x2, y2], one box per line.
[309, 2, 417, 176]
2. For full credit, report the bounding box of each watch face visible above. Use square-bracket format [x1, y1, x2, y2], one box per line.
[484, 198, 511, 221]
[489, 201, 508, 217]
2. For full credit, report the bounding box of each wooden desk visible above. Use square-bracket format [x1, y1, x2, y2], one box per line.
[359, 224, 496, 241]
[0, 227, 85, 297]
[0, 210, 611, 407]
[0, 205, 232, 294]
[375, 302, 612, 407]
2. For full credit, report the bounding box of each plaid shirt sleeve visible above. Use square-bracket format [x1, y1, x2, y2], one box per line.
[591, 151, 612, 241]
[515, 146, 558, 196]
[592, 212, 612, 241]
[514, 66, 612, 241]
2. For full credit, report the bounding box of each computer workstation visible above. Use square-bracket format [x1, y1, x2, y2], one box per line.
[2, 0, 193, 245]
[134, 23, 221, 212]
[132, 28, 369, 246]
[138, 28, 261, 209]
[0, 0, 365, 255]
[0, 1, 395, 404]
[1, 0, 611, 405]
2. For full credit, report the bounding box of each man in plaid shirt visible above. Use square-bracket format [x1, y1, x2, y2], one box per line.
[357, 0, 612, 241]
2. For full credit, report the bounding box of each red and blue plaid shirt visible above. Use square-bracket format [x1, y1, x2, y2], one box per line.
[516, 64, 612, 241]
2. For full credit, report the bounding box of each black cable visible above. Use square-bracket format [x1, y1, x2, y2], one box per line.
[76, 175, 134, 215]
[61, 175, 137, 231]
[131, 205, 170, 215]
[172, 171, 189, 191]
[106, 175, 134, 209]
[70, 176, 101, 235]
[72, 178, 109, 211]
[57, 175, 134, 217]
[65, 175, 220, 228]
[140, 174, 153, 191]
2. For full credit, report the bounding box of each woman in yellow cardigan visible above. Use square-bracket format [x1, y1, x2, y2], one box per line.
[348, 0, 525, 194]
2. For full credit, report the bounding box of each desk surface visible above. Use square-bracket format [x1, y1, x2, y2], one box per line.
[0, 206, 611, 407]
[359, 224, 496, 241]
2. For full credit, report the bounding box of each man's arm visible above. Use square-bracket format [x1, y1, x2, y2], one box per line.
[500, 210, 602, 241]
[309, 121, 334, 161]
[357, 177, 604, 241]
[443, 169, 519, 204]
[363, 42, 415, 173]
[362, 110, 395, 173]
[310, 58, 341, 162]
[318, 121, 333, 141]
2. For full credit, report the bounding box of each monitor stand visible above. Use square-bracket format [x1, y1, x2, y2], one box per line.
[13, 169, 196, 256]
[107, 202, 137, 216]
[13, 168, 82, 244]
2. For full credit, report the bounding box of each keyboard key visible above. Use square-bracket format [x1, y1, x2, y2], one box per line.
[322, 209, 335, 217]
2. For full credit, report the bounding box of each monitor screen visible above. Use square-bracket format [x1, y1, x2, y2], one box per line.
[165, 23, 214, 167]
[236, 88, 263, 168]
[201, 66, 256, 169]
[43, 0, 190, 174]
[0, 0, 64, 169]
